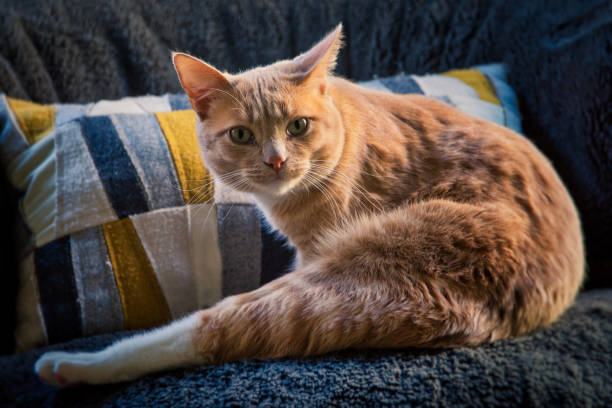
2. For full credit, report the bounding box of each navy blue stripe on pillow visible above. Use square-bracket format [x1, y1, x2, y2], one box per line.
[34, 236, 82, 343]
[380, 76, 423, 94]
[260, 217, 295, 284]
[168, 94, 191, 110]
[79, 116, 149, 218]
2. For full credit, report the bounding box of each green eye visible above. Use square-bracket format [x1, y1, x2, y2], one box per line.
[287, 118, 309, 136]
[229, 127, 253, 144]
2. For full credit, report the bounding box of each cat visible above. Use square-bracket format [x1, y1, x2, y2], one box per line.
[35, 24, 584, 386]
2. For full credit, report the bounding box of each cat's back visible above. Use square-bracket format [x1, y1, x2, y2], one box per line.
[330, 77, 584, 326]
[334, 77, 578, 220]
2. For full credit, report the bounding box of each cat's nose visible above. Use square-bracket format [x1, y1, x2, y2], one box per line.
[263, 155, 286, 171]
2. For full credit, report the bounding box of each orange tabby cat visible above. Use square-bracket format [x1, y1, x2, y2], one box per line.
[35, 25, 583, 386]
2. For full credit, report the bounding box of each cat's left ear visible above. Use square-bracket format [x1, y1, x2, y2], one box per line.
[292, 24, 343, 88]
[172, 52, 232, 117]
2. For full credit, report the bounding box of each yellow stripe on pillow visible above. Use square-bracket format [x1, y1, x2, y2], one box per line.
[155, 110, 214, 205]
[102, 218, 171, 330]
[441, 69, 500, 106]
[6, 97, 55, 144]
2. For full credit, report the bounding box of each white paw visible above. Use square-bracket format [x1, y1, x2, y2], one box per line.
[34, 351, 109, 386]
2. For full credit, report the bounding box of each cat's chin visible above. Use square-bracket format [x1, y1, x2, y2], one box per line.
[253, 177, 302, 199]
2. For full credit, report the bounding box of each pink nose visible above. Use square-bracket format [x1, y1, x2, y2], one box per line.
[264, 155, 286, 171]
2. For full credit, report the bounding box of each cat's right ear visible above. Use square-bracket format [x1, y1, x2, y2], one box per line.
[172, 52, 232, 117]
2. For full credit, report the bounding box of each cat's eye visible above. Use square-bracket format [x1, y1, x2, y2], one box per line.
[229, 127, 253, 144]
[287, 118, 309, 136]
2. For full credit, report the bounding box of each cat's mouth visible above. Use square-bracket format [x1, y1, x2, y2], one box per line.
[265, 175, 303, 195]
[249, 167, 307, 197]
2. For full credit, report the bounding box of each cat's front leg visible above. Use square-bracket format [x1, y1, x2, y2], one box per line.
[35, 313, 203, 386]
[34, 278, 289, 386]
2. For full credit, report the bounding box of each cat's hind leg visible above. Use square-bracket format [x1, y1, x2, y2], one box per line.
[186, 200, 526, 365]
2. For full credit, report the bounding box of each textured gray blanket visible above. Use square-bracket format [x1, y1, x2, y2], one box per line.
[1, 290, 610, 407]
[1, 0, 611, 406]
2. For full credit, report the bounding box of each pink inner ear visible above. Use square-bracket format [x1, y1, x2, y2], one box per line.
[173, 53, 232, 116]
[191, 87, 226, 117]
[190, 88, 224, 118]
[293, 24, 342, 78]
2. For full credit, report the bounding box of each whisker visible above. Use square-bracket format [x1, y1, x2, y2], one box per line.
[301, 170, 343, 227]
[197, 88, 248, 115]
[309, 159, 397, 179]
[309, 163, 384, 214]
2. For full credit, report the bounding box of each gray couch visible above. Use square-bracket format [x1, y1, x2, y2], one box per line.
[1, 0, 611, 406]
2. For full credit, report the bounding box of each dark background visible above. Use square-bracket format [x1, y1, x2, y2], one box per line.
[1, 0, 611, 356]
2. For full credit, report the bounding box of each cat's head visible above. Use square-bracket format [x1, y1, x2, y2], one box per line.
[173, 25, 344, 198]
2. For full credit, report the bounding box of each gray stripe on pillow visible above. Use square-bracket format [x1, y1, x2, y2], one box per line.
[380, 75, 423, 94]
[475, 66, 523, 133]
[55, 103, 91, 127]
[55, 120, 117, 238]
[217, 204, 262, 297]
[412, 74, 478, 98]
[70, 226, 124, 336]
[110, 114, 184, 210]
[7, 132, 57, 247]
[168, 94, 191, 110]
